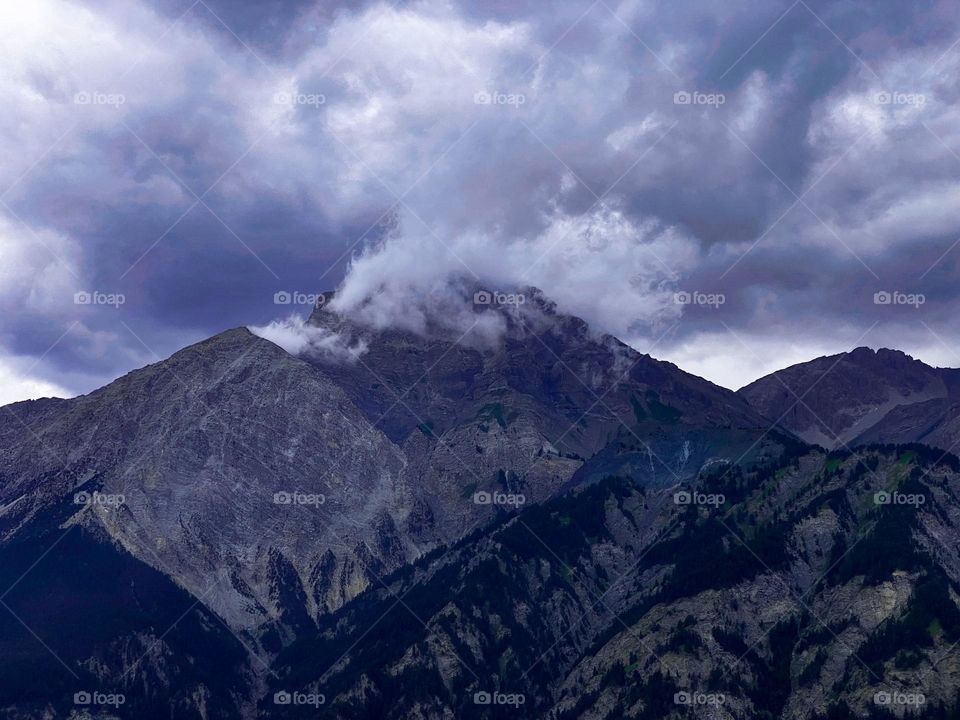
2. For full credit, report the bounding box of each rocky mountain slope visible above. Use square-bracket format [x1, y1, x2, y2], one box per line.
[1, 329, 416, 640]
[0, 290, 789, 717]
[5, 294, 960, 718]
[306, 289, 782, 497]
[739, 347, 960, 453]
[267, 443, 960, 720]
[0, 492, 252, 719]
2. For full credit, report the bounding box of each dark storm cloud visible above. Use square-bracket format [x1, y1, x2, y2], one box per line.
[2, 0, 960, 399]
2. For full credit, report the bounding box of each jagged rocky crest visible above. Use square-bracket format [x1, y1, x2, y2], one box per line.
[739, 347, 960, 452]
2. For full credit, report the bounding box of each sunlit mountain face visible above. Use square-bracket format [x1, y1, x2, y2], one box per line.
[2, 1, 960, 717]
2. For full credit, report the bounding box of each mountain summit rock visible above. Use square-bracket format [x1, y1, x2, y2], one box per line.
[739, 347, 960, 450]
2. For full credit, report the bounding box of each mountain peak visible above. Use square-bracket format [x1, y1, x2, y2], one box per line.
[739, 345, 951, 449]
[847, 345, 918, 364]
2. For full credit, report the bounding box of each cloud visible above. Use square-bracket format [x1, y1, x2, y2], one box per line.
[2, 0, 960, 395]
[249, 314, 367, 362]
[331, 204, 695, 340]
[0, 357, 70, 405]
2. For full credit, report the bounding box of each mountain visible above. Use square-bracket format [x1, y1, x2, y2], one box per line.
[5, 295, 960, 718]
[304, 288, 783, 495]
[266, 443, 960, 720]
[0, 290, 791, 717]
[0, 490, 252, 719]
[739, 347, 960, 452]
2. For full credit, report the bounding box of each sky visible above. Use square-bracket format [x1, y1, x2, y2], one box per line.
[1, 0, 960, 402]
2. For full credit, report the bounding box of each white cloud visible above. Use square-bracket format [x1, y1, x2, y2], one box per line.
[331, 204, 694, 341]
[249, 314, 368, 362]
[0, 356, 70, 405]
[0, 215, 78, 314]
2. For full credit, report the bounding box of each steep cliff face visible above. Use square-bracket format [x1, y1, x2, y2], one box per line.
[0, 496, 253, 719]
[267, 444, 960, 720]
[0, 329, 417, 641]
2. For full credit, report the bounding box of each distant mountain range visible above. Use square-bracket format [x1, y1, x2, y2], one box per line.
[0, 290, 958, 718]
[740, 347, 960, 453]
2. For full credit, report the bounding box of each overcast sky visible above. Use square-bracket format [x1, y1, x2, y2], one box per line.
[2, 0, 960, 402]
